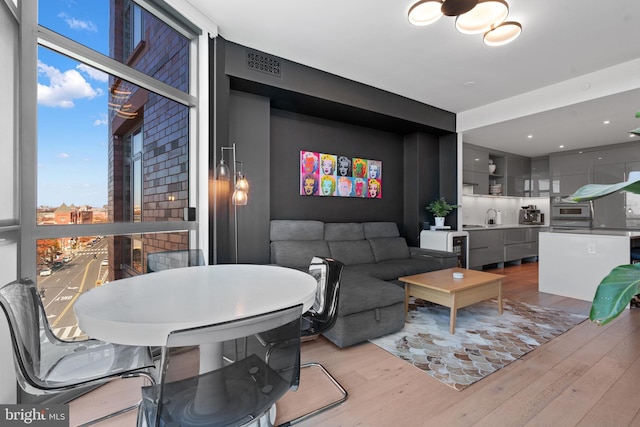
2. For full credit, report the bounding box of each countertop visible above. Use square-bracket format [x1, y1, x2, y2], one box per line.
[542, 228, 640, 237]
[462, 224, 548, 231]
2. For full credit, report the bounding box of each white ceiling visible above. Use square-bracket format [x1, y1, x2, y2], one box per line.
[186, 0, 640, 157]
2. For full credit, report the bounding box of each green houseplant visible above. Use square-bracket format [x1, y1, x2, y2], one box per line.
[426, 197, 458, 227]
[564, 110, 640, 326]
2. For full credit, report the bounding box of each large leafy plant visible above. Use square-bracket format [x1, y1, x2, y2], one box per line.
[564, 111, 640, 325]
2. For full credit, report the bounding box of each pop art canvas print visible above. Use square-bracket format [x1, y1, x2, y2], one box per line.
[300, 151, 382, 198]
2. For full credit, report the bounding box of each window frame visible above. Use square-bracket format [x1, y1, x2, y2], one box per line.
[20, 0, 209, 280]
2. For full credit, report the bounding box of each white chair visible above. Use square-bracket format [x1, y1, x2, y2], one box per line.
[0, 278, 155, 426]
[138, 303, 303, 427]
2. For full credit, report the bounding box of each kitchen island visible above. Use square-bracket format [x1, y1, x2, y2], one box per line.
[539, 229, 640, 301]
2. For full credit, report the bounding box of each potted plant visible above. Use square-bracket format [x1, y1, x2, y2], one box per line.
[426, 197, 458, 228]
[564, 110, 640, 325]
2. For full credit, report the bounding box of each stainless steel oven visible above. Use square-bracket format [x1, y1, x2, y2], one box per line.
[550, 197, 593, 228]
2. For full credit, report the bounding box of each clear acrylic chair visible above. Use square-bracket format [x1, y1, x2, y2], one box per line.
[0, 278, 155, 426]
[260, 256, 347, 425]
[146, 249, 206, 273]
[138, 303, 303, 427]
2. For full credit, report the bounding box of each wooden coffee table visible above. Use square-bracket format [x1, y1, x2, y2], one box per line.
[399, 267, 505, 334]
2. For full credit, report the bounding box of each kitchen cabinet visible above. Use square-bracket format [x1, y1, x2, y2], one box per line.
[592, 164, 625, 229]
[505, 155, 531, 197]
[504, 228, 539, 262]
[549, 152, 593, 196]
[468, 228, 504, 269]
[463, 144, 490, 193]
[530, 156, 550, 197]
[463, 145, 490, 173]
[463, 144, 532, 196]
[468, 226, 544, 269]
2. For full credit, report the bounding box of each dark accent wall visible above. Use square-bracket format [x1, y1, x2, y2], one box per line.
[271, 109, 404, 223]
[210, 38, 458, 264]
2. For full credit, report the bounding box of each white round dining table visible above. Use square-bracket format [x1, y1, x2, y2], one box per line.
[74, 264, 317, 372]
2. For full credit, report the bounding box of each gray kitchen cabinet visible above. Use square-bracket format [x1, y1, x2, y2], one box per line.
[550, 173, 591, 196]
[463, 170, 489, 194]
[592, 164, 625, 228]
[463, 144, 490, 174]
[626, 161, 640, 229]
[504, 228, 539, 262]
[550, 152, 593, 176]
[531, 156, 550, 197]
[549, 151, 593, 196]
[468, 228, 504, 269]
[505, 155, 531, 196]
[463, 144, 490, 193]
[469, 226, 544, 269]
[592, 146, 640, 166]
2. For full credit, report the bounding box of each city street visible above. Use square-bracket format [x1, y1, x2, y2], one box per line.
[37, 238, 108, 340]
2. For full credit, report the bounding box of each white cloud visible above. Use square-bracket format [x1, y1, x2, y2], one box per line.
[58, 153, 70, 159]
[58, 12, 97, 32]
[77, 64, 108, 82]
[93, 113, 108, 126]
[38, 60, 103, 108]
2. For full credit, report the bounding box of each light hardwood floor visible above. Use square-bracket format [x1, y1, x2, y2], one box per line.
[70, 262, 640, 426]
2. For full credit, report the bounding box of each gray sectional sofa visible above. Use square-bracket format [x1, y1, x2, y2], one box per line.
[270, 220, 458, 347]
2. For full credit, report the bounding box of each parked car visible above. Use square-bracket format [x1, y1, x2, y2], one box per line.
[100, 259, 108, 266]
[63, 255, 72, 263]
[39, 268, 52, 276]
[52, 261, 63, 270]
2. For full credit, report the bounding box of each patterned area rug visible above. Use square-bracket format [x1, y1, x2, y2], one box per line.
[370, 298, 587, 391]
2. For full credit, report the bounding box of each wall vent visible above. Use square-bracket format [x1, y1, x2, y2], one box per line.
[247, 51, 281, 77]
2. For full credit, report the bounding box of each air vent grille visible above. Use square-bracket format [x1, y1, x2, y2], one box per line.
[247, 51, 281, 77]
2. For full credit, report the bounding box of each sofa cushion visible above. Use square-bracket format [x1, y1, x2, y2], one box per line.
[324, 222, 365, 241]
[270, 220, 324, 241]
[380, 258, 443, 276]
[363, 222, 400, 238]
[344, 263, 407, 282]
[327, 240, 374, 265]
[368, 237, 410, 262]
[270, 240, 330, 268]
[336, 271, 405, 316]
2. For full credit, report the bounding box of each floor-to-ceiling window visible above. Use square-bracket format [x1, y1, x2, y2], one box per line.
[0, 0, 20, 405]
[20, 0, 209, 341]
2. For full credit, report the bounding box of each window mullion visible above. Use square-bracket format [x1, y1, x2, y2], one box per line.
[37, 25, 196, 108]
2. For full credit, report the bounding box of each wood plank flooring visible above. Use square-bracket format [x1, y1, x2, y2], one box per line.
[69, 261, 640, 426]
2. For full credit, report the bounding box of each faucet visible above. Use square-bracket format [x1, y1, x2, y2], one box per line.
[486, 208, 497, 225]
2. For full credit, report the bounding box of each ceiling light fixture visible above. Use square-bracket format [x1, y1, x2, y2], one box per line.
[408, 0, 522, 46]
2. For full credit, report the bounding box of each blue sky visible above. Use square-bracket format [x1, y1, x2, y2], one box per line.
[37, 1, 110, 208]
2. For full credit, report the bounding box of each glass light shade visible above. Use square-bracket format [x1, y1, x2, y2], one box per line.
[408, 0, 443, 26]
[235, 173, 249, 192]
[215, 159, 231, 181]
[232, 189, 248, 206]
[483, 21, 522, 46]
[455, 0, 508, 34]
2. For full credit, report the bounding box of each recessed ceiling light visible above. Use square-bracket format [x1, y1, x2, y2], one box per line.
[603, 120, 610, 124]
[630, 133, 637, 138]
[527, 135, 533, 139]
[559, 145, 565, 149]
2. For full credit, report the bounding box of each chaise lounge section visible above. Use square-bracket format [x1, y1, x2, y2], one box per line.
[270, 220, 458, 347]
